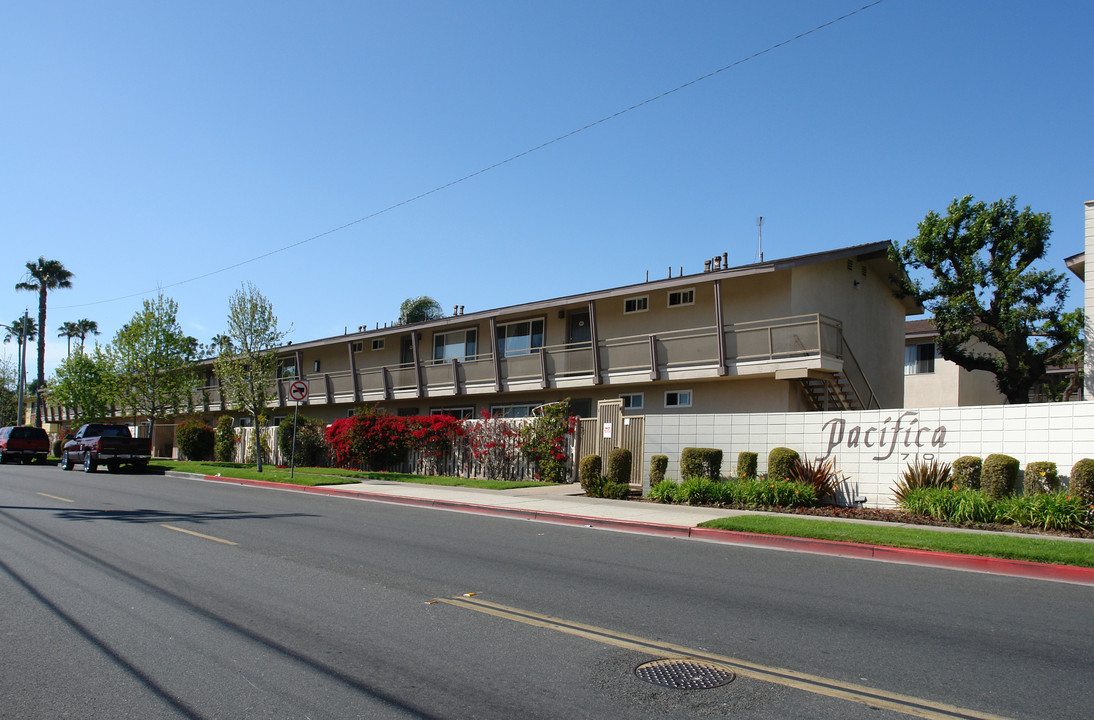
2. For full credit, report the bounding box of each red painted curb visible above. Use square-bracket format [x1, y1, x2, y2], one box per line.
[191, 474, 1094, 585]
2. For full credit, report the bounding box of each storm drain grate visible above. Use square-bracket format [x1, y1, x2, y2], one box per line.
[634, 659, 735, 689]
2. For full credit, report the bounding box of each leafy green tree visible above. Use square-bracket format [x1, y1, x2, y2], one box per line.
[15, 257, 74, 426]
[398, 296, 444, 324]
[213, 283, 288, 472]
[48, 346, 115, 422]
[108, 294, 199, 443]
[0, 359, 18, 426]
[893, 196, 1077, 404]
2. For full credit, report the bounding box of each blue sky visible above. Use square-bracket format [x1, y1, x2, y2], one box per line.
[2, 1, 1091, 377]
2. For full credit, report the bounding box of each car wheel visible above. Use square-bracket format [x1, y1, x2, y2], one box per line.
[60, 452, 73, 471]
[107, 462, 120, 473]
[83, 454, 97, 473]
[132, 461, 148, 474]
[0, 451, 5, 464]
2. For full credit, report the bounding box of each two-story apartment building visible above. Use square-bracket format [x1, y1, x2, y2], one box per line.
[177, 241, 916, 426]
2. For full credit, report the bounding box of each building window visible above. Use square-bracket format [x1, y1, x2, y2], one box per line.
[346, 409, 356, 418]
[904, 343, 936, 375]
[491, 403, 536, 418]
[351, 341, 363, 353]
[372, 338, 384, 351]
[624, 296, 648, 314]
[496, 318, 544, 357]
[665, 390, 692, 408]
[277, 358, 297, 379]
[667, 288, 695, 307]
[431, 406, 476, 419]
[433, 328, 477, 363]
[620, 393, 643, 410]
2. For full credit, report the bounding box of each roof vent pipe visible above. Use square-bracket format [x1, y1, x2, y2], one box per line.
[459, 306, 464, 315]
[723, 251, 728, 268]
[704, 260, 712, 272]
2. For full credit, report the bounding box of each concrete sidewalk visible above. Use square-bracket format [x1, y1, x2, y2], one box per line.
[167, 472, 1094, 586]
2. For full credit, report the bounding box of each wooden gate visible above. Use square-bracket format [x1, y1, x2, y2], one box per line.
[577, 400, 644, 487]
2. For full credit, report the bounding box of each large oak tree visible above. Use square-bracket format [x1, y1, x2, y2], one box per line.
[893, 196, 1078, 404]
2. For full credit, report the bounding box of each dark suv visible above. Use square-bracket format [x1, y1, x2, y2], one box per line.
[0, 425, 51, 464]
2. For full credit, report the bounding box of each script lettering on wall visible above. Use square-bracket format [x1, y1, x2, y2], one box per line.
[822, 411, 947, 461]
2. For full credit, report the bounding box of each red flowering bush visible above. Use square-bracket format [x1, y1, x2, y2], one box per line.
[404, 414, 464, 475]
[518, 399, 578, 483]
[464, 411, 522, 481]
[325, 406, 410, 470]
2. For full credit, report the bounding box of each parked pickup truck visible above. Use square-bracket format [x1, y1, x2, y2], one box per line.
[0, 425, 50, 464]
[61, 423, 151, 473]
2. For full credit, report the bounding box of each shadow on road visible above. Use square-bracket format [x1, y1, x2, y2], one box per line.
[1, 506, 316, 524]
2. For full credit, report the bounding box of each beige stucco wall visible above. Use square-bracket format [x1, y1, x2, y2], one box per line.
[903, 348, 1005, 409]
[788, 257, 907, 408]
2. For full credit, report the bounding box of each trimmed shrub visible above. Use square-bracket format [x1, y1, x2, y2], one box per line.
[580, 454, 602, 490]
[176, 419, 215, 461]
[649, 454, 668, 486]
[680, 447, 722, 480]
[767, 447, 799, 481]
[585, 476, 630, 499]
[737, 451, 758, 479]
[1023, 461, 1059, 495]
[982, 454, 1019, 500]
[214, 415, 238, 462]
[951, 456, 982, 490]
[607, 448, 632, 485]
[1069, 459, 1094, 505]
[51, 435, 64, 458]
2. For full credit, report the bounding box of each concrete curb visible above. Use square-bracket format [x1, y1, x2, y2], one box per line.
[169, 472, 1094, 586]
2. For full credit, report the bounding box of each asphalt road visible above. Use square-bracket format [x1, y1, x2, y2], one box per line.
[1, 461, 1090, 719]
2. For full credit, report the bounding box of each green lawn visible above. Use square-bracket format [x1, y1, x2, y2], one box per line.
[699, 515, 1094, 568]
[150, 460, 552, 491]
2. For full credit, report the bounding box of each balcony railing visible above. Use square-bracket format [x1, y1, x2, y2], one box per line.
[48, 314, 862, 421]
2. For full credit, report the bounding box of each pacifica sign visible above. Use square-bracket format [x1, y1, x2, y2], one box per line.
[822, 411, 947, 462]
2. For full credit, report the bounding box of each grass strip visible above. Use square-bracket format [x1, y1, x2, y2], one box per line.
[699, 515, 1094, 568]
[150, 460, 551, 491]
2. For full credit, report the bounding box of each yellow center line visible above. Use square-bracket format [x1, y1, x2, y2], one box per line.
[37, 492, 75, 503]
[436, 595, 1015, 720]
[159, 524, 238, 545]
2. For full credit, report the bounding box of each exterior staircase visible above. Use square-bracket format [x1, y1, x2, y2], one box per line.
[799, 373, 865, 411]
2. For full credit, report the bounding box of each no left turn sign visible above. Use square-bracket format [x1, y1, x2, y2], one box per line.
[288, 380, 309, 402]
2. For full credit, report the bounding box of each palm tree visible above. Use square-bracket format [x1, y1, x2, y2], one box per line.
[74, 318, 100, 350]
[58, 321, 80, 356]
[16, 257, 74, 426]
[3, 316, 37, 345]
[211, 333, 234, 354]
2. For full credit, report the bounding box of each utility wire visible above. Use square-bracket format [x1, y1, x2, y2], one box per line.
[59, 0, 886, 310]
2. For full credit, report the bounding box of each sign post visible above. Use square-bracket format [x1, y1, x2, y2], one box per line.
[287, 380, 309, 478]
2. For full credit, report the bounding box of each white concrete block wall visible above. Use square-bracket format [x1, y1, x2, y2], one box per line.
[1085, 200, 1094, 400]
[644, 403, 1094, 508]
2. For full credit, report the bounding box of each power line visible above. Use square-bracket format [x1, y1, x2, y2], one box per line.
[58, 0, 886, 310]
